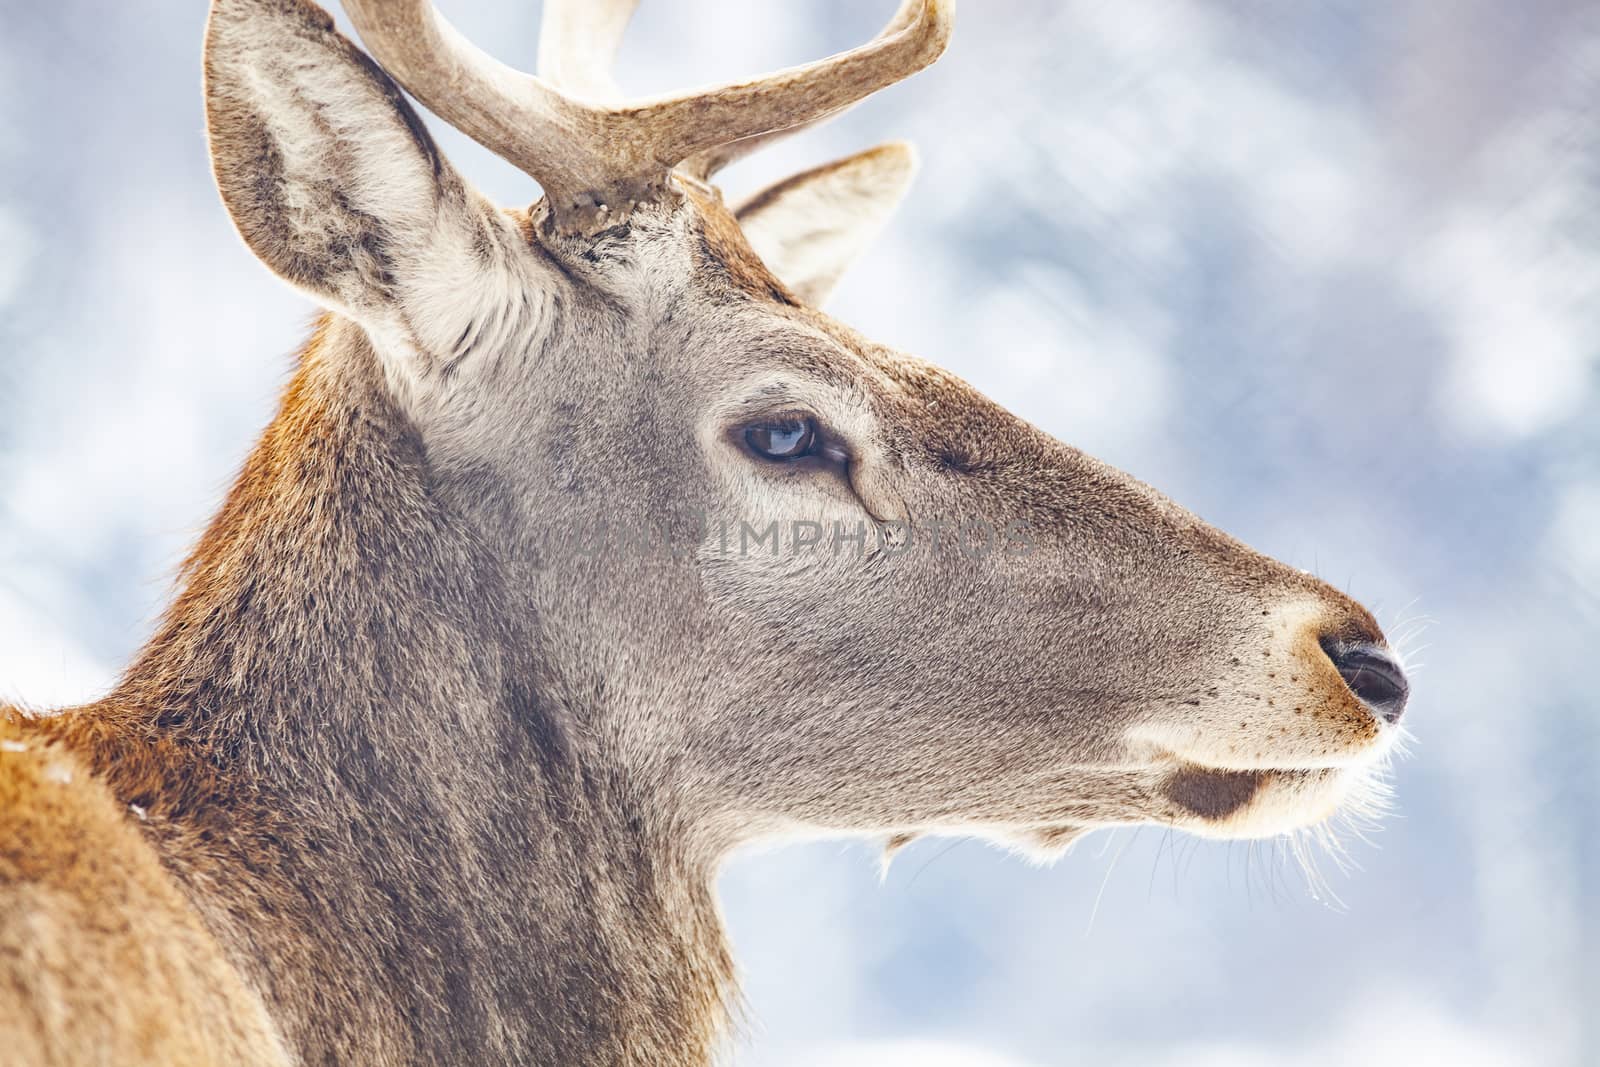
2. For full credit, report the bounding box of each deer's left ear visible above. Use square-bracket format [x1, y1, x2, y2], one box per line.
[734, 142, 918, 308]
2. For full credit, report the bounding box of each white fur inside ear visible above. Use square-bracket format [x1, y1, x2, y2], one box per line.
[734, 142, 918, 308]
[205, 0, 550, 400]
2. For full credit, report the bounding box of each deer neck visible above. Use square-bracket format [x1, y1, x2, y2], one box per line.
[45, 319, 736, 1066]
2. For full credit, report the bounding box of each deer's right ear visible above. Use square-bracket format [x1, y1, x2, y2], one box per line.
[204, 0, 501, 337]
[734, 142, 919, 308]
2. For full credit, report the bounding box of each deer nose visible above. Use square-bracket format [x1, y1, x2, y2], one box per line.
[1322, 642, 1409, 724]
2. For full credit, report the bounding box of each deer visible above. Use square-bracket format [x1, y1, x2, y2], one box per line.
[0, 0, 1413, 1063]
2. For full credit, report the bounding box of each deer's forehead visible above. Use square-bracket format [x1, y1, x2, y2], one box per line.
[525, 192, 794, 312]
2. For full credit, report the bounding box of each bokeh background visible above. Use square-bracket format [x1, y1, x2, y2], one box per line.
[2, 1, 1596, 1064]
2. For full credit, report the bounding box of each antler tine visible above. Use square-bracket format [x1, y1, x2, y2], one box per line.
[537, 0, 639, 105]
[635, 0, 951, 170]
[342, 0, 953, 235]
[680, 0, 930, 181]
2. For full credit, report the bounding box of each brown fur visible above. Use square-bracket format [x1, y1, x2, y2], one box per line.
[0, 2, 1406, 1063]
[0, 720, 288, 1066]
[4, 326, 738, 1064]
[691, 185, 802, 307]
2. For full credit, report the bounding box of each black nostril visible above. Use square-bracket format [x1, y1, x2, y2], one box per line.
[1322, 641, 1410, 724]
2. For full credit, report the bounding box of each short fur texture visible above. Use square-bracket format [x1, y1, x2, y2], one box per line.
[0, 1, 1405, 1063]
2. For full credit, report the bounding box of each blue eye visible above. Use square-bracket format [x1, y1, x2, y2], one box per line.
[744, 417, 818, 460]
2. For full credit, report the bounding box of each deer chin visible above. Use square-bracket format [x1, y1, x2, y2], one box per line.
[1157, 759, 1384, 839]
[990, 759, 1385, 864]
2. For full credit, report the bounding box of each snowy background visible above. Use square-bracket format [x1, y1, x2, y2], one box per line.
[2, 1, 1597, 1064]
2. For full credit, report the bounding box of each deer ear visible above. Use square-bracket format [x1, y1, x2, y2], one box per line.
[204, 0, 498, 335]
[734, 142, 918, 308]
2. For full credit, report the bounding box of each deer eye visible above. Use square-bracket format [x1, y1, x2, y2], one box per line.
[743, 417, 818, 460]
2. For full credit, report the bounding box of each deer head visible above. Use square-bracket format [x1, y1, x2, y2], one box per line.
[202, 0, 1408, 866]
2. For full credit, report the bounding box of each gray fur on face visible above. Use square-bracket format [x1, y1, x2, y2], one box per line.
[0, 2, 1403, 1064]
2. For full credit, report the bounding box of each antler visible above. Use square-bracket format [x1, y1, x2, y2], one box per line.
[681, 0, 933, 181]
[536, 0, 636, 105]
[341, 0, 952, 234]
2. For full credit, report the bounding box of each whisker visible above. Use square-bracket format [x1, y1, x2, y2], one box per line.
[1084, 830, 1137, 938]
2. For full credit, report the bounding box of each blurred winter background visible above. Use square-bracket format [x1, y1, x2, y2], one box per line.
[2, 0, 1597, 1063]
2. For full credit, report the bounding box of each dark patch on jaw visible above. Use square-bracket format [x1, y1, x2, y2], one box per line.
[1163, 769, 1262, 820]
